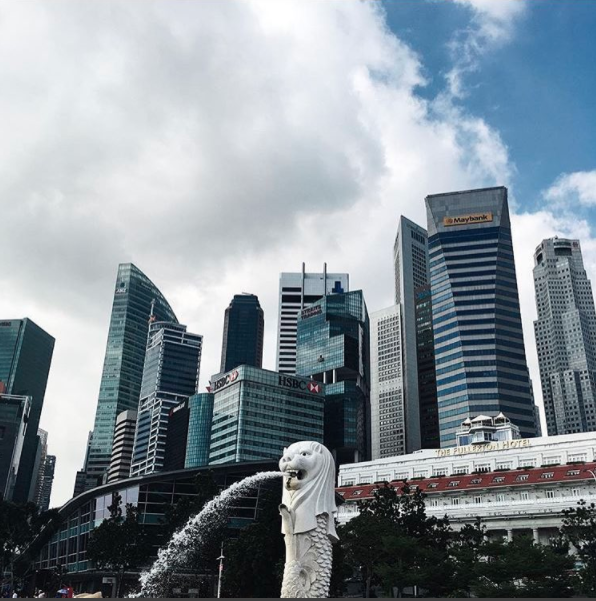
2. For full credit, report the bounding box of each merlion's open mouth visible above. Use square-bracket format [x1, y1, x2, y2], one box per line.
[286, 469, 305, 480]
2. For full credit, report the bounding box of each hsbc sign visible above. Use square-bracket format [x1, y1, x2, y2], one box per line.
[211, 369, 239, 392]
[278, 375, 322, 394]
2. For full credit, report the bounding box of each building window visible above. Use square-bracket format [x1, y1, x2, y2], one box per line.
[352, 490, 363, 496]
[493, 476, 505, 483]
[469, 478, 482, 485]
[496, 493, 506, 502]
[540, 472, 554, 479]
[433, 468, 448, 477]
[572, 488, 581, 497]
[566, 470, 580, 476]
[474, 496, 482, 504]
[427, 483, 438, 489]
[452, 498, 460, 505]
[453, 466, 468, 475]
[448, 481, 460, 487]
[546, 490, 555, 499]
[521, 492, 530, 500]
[343, 480, 355, 487]
[516, 474, 529, 482]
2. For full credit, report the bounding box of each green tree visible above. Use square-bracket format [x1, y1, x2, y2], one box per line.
[87, 492, 152, 597]
[448, 519, 487, 597]
[471, 535, 574, 598]
[561, 499, 596, 596]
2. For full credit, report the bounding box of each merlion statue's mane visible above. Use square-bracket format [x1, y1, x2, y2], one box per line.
[281, 441, 338, 542]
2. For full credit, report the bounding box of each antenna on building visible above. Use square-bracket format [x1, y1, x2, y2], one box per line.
[149, 299, 156, 324]
[324, 262, 327, 285]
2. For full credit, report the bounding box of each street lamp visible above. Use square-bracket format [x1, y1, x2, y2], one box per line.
[216, 543, 225, 599]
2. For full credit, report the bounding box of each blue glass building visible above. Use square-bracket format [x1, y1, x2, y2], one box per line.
[296, 290, 370, 465]
[220, 294, 264, 373]
[208, 366, 324, 465]
[185, 393, 214, 468]
[130, 322, 202, 476]
[83, 264, 178, 489]
[425, 187, 537, 446]
[0, 318, 55, 502]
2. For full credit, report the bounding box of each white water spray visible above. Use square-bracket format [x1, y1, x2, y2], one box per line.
[136, 471, 282, 598]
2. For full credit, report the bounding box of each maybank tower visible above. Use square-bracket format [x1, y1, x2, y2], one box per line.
[426, 187, 537, 446]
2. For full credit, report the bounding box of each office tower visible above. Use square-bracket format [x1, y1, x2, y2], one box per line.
[130, 322, 202, 476]
[426, 187, 536, 446]
[185, 393, 214, 468]
[209, 366, 324, 464]
[533, 237, 596, 435]
[30, 429, 49, 504]
[276, 264, 349, 374]
[37, 455, 56, 512]
[370, 305, 406, 459]
[0, 319, 55, 503]
[73, 470, 87, 499]
[83, 263, 177, 489]
[107, 410, 137, 483]
[415, 286, 440, 449]
[220, 293, 264, 373]
[163, 400, 190, 471]
[0, 391, 30, 501]
[393, 217, 430, 452]
[296, 290, 370, 464]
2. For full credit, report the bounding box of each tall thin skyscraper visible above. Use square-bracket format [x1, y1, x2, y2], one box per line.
[534, 237, 596, 435]
[276, 264, 349, 374]
[30, 428, 49, 504]
[393, 216, 431, 451]
[37, 455, 56, 512]
[107, 410, 137, 483]
[83, 263, 177, 489]
[220, 294, 264, 372]
[0, 318, 54, 503]
[130, 321, 202, 476]
[370, 305, 406, 459]
[426, 187, 536, 446]
[296, 290, 369, 465]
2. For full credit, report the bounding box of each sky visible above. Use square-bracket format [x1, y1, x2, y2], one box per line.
[1, 0, 595, 508]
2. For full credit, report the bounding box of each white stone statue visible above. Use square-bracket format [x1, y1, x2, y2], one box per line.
[279, 441, 338, 598]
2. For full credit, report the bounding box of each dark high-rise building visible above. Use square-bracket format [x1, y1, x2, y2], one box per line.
[296, 290, 370, 465]
[0, 318, 55, 503]
[163, 400, 190, 471]
[37, 455, 56, 512]
[220, 294, 264, 373]
[30, 429, 49, 504]
[426, 187, 537, 446]
[534, 237, 596, 435]
[415, 286, 440, 449]
[130, 322, 202, 476]
[83, 263, 177, 489]
[0, 391, 30, 501]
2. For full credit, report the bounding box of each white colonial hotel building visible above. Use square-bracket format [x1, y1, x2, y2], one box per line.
[337, 417, 596, 544]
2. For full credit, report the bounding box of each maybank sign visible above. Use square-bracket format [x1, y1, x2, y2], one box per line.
[443, 212, 493, 227]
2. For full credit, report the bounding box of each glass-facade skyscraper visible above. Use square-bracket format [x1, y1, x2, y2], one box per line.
[130, 322, 202, 476]
[84, 263, 178, 489]
[220, 293, 264, 373]
[209, 366, 324, 464]
[185, 393, 214, 468]
[0, 392, 30, 501]
[296, 290, 370, 465]
[276, 264, 349, 374]
[426, 187, 537, 446]
[0, 318, 55, 503]
[534, 237, 596, 435]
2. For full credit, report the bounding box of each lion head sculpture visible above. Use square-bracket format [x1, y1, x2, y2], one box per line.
[279, 441, 338, 542]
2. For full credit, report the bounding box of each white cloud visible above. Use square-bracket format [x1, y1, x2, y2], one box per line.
[0, 0, 569, 507]
[544, 170, 596, 207]
[446, 0, 527, 97]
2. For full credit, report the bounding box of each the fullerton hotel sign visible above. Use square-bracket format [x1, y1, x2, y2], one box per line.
[436, 438, 531, 457]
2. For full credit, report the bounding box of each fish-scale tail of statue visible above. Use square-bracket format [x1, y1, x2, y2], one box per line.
[279, 441, 339, 599]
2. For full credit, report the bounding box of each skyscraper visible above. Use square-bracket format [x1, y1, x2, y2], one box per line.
[296, 290, 370, 464]
[0, 318, 55, 503]
[533, 237, 596, 435]
[37, 455, 56, 512]
[370, 305, 406, 459]
[415, 285, 440, 449]
[426, 187, 536, 446]
[130, 321, 202, 476]
[208, 366, 324, 465]
[163, 400, 190, 471]
[30, 429, 49, 504]
[185, 393, 214, 468]
[107, 410, 137, 483]
[0, 391, 30, 501]
[393, 216, 430, 451]
[276, 264, 349, 374]
[83, 263, 177, 489]
[220, 293, 264, 373]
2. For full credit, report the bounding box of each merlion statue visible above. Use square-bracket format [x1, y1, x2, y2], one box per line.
[279, 441, 338, 598]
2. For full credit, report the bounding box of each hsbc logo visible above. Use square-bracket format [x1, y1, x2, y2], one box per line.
[278, 375, 322, 394]
[212, 369, 239, 392]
